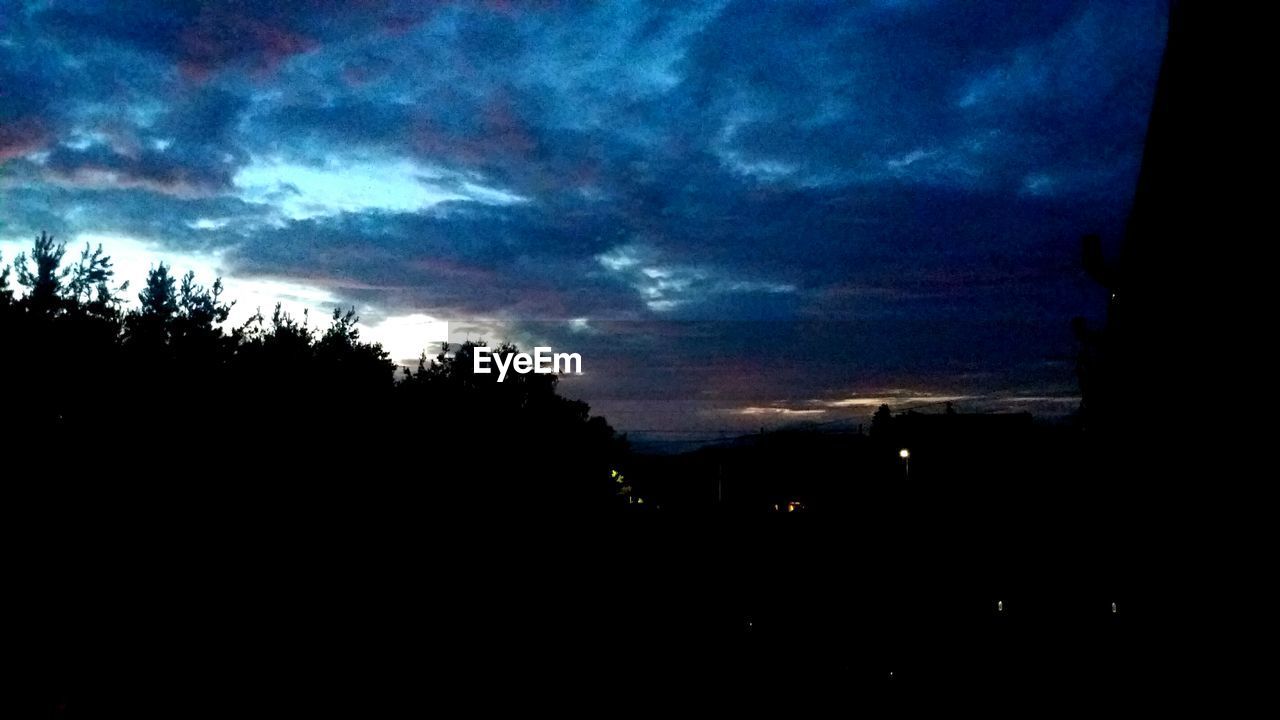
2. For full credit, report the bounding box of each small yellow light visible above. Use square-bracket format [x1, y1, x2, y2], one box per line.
[899, 449, 910, 459]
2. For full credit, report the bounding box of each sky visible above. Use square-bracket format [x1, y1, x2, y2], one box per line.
[0, 0, 1167, 444]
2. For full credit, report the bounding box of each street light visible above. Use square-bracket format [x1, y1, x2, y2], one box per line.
[899, 448, 910, 481]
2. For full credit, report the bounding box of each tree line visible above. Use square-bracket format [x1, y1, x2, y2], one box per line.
[1, 233, 626, 512]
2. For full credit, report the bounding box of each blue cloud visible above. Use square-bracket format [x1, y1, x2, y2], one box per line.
[0, 0, 1167, 432]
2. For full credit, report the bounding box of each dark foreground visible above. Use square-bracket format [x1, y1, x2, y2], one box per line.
[15, 486, 1210, 715]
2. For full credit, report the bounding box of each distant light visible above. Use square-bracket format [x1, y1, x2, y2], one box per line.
[899, 449, 910, 459]
[997, 600, 1004, 613]
[1112, 602, 1117, 614]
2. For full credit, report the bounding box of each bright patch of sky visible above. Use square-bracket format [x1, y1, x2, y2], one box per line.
[737, 407, 827, 417]
[818, 394, 971, 409]
[357, 313, 449, 365]
[233, 157, 526, 221]
[597, 244, 795, 312]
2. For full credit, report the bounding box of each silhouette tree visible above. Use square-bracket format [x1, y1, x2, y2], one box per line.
[398, 340, 624, 508]
[12, 231, 70, 315]
[870, 404, 893, 437]
[124, 263, 180, 356]
[172, 271, 232, 362]
[67, 243, 123, 307]
[0, 251, 12, 310]
[0, 234, 129, 433]
[0, 230, 625, 511]
[315, 307, 395, 389]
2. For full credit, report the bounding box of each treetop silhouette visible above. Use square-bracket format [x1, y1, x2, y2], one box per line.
[1, 231, 624, 506]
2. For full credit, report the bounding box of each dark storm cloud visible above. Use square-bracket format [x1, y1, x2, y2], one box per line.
[0, 0, 1166, 431]
[219, 203, 638, 320]
[29, 0, 427, 80]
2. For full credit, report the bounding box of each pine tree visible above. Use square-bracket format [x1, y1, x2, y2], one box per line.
[12, 231, 69, 315]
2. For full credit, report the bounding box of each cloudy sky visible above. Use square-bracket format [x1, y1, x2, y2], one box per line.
[0, 0, 1166, 443]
